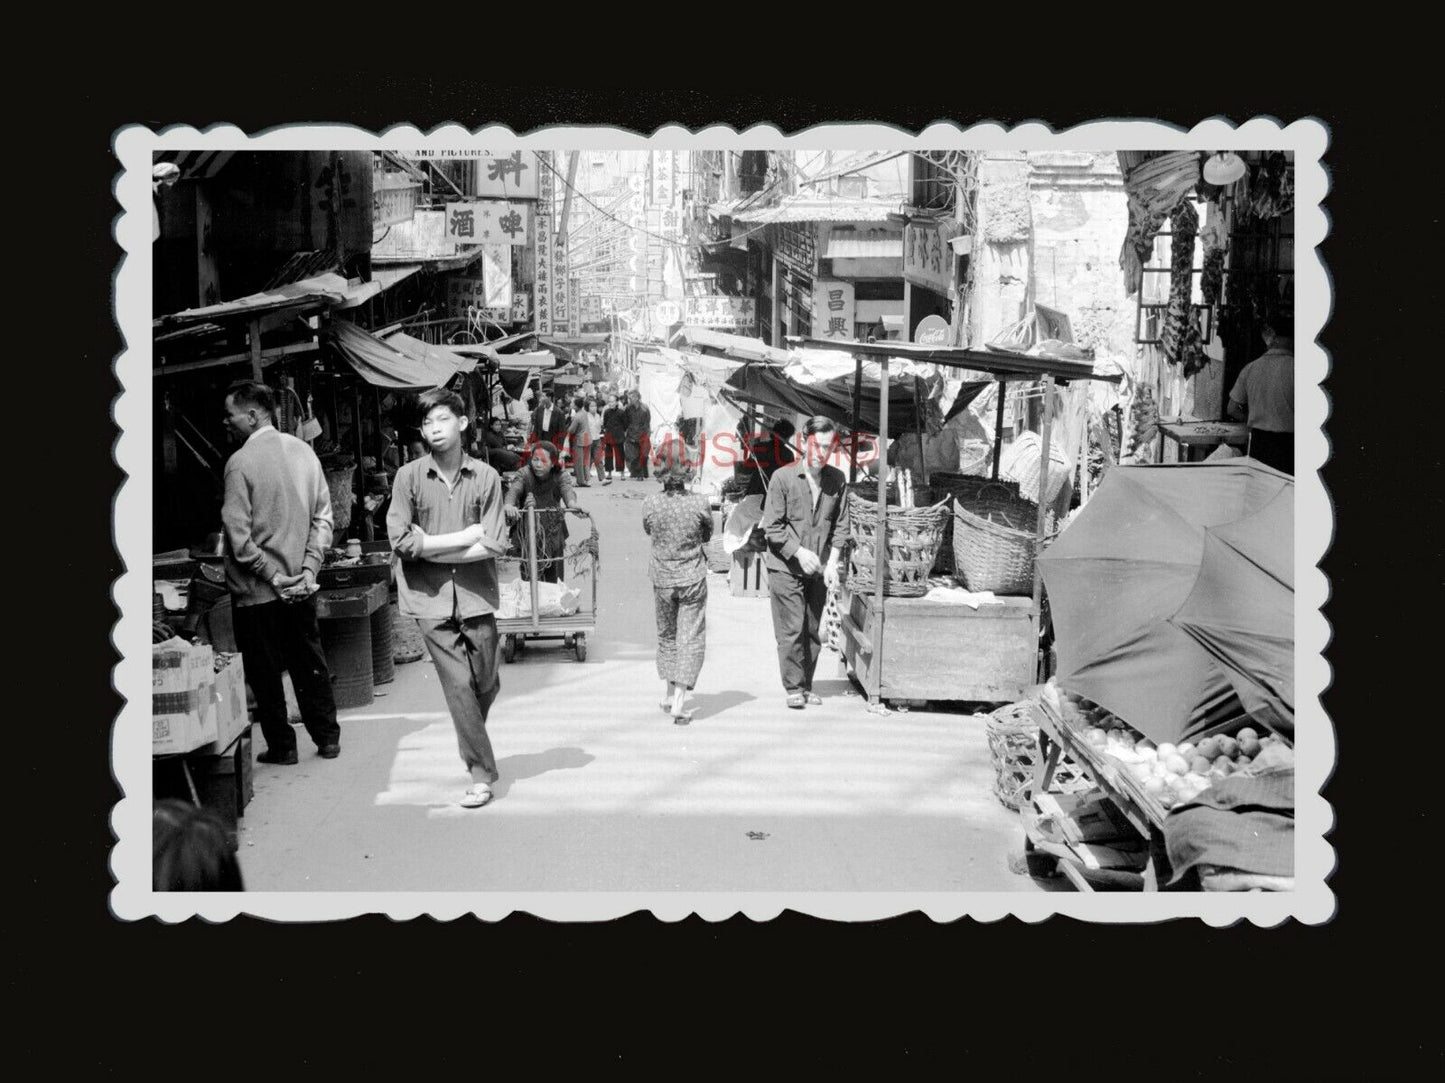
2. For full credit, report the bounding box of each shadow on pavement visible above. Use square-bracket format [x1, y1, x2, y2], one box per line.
[492, 746, 595, 799]
[688, 690, 757, 721]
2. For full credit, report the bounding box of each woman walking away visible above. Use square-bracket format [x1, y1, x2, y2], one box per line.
[643, 437, 713, 725]
[506, 440, 588, 583]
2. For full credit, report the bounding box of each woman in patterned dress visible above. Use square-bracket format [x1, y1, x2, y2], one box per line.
[643, 437, 714, 725]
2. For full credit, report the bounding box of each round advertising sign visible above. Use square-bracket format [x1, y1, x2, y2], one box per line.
[653, 300, 681, 327]
[913, 314, 950, 346]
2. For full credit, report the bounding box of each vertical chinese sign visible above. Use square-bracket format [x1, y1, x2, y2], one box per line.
[812, 280, 856, 339]
[535, 152, 554, 334]
[552, 169, 569, 334]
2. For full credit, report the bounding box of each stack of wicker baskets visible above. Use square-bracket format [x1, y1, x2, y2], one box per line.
[986, 701, 1095, 811]
[927, 473, 1022, 576]
[952, 482, 1057, 595]
[844, 489, 951, 598]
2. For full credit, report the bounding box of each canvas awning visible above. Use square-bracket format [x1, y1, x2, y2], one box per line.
[790, 335, 1123, 384]
[678, 326, 790, 365]
[722, 363, 930, 437]
[155, 272, 370, 328]
[327, 320, 465, 390]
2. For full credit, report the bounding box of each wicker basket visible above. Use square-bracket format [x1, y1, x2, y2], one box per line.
[849, 478, 901, 507]
[986, 702, 1095, 811]
[928, 474, 1022, 577]
[952, 483, 1057, 595]
[845, 492, 951, 598]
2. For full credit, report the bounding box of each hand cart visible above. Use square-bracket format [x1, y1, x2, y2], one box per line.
[498, 505, 598, 663]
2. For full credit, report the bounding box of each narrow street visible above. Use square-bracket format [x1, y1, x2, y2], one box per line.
[238, 477, 1040, 892]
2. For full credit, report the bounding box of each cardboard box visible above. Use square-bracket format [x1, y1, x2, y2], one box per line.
[196, 653, 248, 756]
[153, 640, 218, 756]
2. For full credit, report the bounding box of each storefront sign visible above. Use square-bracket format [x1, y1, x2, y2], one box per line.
[535, 152, 554, 334]
[684, 295, 756, 330]
[373, 172, 420, 228]
[473, 151, 540, 199]
[903, 218, 960, 293]
[775, 221, 817, 275]
[442, 201, 531, 246]
[811, 279, 855, 339]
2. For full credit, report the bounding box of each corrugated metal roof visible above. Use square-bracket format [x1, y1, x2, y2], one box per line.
[732, 195, 900, 225]
[823, 230, 903, 259]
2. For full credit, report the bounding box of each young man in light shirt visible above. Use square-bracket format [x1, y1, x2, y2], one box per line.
[388, 388, 511, 808]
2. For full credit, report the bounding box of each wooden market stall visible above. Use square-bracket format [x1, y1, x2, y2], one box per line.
[788, 336, 1123, 707]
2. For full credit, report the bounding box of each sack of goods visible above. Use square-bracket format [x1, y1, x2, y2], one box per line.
[496, 579, 581, 620]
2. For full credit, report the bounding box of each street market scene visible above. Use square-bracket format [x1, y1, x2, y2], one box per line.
[144, 142, 1303, 898]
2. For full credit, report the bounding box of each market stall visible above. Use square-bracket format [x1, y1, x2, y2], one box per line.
[1018, 459, 1297, 890]
[789, 336, 1122, 707]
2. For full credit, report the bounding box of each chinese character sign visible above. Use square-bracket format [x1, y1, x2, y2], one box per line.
[442, 201, 531, 246]
[447, 277, 484, 318]
[684, 296, 756, 330]
[474, 151, 540, 198]
[811, 279, 856, 338]
[903, 219, 960, 293]
[535, 152, 554, 334]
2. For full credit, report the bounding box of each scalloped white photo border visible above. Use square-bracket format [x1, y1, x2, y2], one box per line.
[111, 118, 1332, 924]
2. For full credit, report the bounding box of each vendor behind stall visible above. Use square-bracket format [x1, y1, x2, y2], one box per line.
[1227, 306, 1294, 475]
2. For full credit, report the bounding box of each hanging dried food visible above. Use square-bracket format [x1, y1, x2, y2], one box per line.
[1160, 201, 1198, 365]
[1201, 247, 1226, 308]
[1249, 152, 1294, 220]
[1124, 386, 1159, 463]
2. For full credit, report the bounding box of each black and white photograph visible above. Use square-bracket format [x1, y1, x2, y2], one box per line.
[113, 122, 1331, 922]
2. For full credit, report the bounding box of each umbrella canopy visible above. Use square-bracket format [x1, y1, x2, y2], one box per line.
[1170, 484, 1294, 739]
[1038, 459, 1292, 746]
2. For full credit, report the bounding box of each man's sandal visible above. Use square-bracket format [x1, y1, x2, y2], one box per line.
[460, 784, 494, 809]
[804, 693, 823, 706]
[786, 693, 806, 709]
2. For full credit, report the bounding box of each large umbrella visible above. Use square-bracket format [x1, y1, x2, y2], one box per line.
[1038, 459, 1292, 746]
[1170, 484, 1294, 739]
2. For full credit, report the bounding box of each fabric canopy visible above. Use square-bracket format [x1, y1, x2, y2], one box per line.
[1038, 459, 1292, 746]
[1170, 484, 1295, 738]
[721, 363, 930, 437]
[328, 321, 464, 390]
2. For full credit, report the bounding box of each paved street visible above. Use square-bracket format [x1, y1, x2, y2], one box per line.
[237, 477, 1040, 892]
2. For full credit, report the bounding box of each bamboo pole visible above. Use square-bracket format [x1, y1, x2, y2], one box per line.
[871, 354, 890, 703]
[991, 379, 1006, 480]
[849, 356, 863, 486]
[1032, 375, 1055, 675]
[912, 377, 929, 493]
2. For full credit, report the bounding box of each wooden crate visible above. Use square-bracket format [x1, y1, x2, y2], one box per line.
[840, 592, 1036, 703]
[729, 550, 768, 598]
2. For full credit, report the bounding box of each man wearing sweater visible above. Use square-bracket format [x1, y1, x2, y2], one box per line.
[220, 380, 341, 766]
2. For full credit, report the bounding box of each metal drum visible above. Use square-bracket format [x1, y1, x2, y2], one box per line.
[319, 615, 374, 709]
[369, 605, 395, 685]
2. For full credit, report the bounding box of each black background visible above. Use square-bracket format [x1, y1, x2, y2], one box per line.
[34, 66, 1432, 1074]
